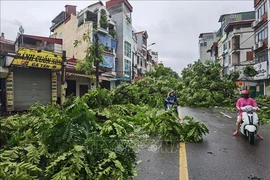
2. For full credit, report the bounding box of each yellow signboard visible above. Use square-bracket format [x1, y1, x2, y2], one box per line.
[51, 72, 57, 104]
[12, 48, 62, 70]
[6, 72, 14, 111]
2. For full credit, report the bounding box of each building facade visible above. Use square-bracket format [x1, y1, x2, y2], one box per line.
[9, 34, 63, 111]
[217, 11, 255, 76]
[135, 31, 148, 77]
[106, 0, 133, 84]
[50, 3, 118, 91]
[252, 0, 269, 96]
[224, 21, 254, 74]
[198, 32, 217, 63]
[0, 32, 15, 113]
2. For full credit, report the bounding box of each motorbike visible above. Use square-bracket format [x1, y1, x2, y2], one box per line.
[240, 105, 260, 145]
[165, 100, 176, 111]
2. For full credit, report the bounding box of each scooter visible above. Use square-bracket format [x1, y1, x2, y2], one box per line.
[240, 105, 260, 145]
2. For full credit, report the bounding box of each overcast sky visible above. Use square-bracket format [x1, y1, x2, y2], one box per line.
[1, 0, 253, 75]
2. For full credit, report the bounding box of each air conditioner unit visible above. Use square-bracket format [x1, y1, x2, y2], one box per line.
[258, 41, 263, 48]
[252, 20, 258, 28]
[252, 43, 258, 51]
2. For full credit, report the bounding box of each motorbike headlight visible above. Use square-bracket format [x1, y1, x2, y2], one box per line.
[246, 106, 253, 112]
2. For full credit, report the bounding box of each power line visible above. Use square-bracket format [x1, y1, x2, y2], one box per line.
[240, 19, 270, 46]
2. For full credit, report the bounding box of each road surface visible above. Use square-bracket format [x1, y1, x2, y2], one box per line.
[134, 107, 270, 180]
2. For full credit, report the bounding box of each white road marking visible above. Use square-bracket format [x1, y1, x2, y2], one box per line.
[220, 112, 232, 119]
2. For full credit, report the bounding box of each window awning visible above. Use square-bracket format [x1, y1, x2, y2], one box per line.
[65, 72, 109, 81]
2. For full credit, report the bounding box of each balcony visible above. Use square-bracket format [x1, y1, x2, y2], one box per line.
[98, 27, 109, 34]
[231, 35, 240, 53]
[19, 43, 57, 53]
[253, 13, 268, 29]
[0, 42, 15, 53]
[15, 34, 63, 54]
[103, 46, 114, 54]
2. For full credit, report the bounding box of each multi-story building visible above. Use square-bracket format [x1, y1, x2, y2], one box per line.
[135, 31, 148, 76]
[50, 3, 118, 91]
[224, 20, 256, 91]
[207, 42, 218, 62]
[217, 11, 255, 76]
[224, 20, 254, 73]
[9, 34, 63, 111]
[252, 0, 269, 96]
[150, 51, 159, 65]
[131, 28, 138, 81]
[106, 0, 133, 84]
[0, 32, 15, 113]
[198, 32, 217, 63]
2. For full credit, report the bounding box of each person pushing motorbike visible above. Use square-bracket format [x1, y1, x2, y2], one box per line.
[233, 90, 263, 140]
[164, 90, 181, 121]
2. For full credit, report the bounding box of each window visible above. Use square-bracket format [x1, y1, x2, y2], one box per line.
[255, 50, 268, 63]
[124, 59, 131, 76]
[256, 1, 267, 20]
[59, 32, 62, 39]
[203, 34, 213, 40]
[204, 42, 207, 46]
[255, 24, 268, 43]
[223, 43, 227, 51]
[124, 41, 131, 58]
[230, 14, 236, 21]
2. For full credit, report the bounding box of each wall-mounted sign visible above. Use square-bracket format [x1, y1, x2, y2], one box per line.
[6, 72, 14, 111]
[12, 48, 62, 70]
[51, 72, 57, 104]
[253, 61, 267, 80]
[235, 81, 244, 87]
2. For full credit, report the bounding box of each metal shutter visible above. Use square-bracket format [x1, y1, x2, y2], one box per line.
[13, 68, 52, 111]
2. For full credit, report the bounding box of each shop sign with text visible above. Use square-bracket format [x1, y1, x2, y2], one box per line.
[253, 61, 267, 80]
[12, 48, 62, 70]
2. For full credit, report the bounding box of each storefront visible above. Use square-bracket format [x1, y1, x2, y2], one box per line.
[8, 47, 61, 111]
[12, 68, 52, 111]
[253, 61, 268, 97]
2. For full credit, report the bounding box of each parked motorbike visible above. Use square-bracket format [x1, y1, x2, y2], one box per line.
[240, 105, 260, 145]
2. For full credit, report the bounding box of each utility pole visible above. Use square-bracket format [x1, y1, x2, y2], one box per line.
[94, 34, 99, 88]
[60, 50, 67, 106]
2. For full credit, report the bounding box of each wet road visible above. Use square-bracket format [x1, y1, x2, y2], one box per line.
[183, 107, 270, 180]
[134, 107, 270, 180]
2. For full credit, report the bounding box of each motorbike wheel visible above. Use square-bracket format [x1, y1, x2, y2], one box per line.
[248, 132, 255, 145]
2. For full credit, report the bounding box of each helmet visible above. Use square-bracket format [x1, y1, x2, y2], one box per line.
[241, 90, 249, 95]
[241, 90, 249, 98]
[168, 90, 174, 96]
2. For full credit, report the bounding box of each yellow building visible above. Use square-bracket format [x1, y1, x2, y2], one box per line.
[50, 3, 118, 95]
[50, 6, 92, 61]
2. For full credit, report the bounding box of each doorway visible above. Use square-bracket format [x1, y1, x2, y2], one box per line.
[79, 85, 89, 97]
[0, 78, 6, 113]
[66, 80, 76, 97]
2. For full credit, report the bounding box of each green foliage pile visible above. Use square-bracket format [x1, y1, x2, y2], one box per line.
[255, 95, 270, 124]
[0, 100, 138, 179]
[113, 65, 182, 108]
[179, 61, 237, 108]
[0, 65, 210, 179]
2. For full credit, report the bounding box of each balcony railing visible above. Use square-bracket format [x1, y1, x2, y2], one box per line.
[103, 46, 114, 53]
[18, 43, 55, 53]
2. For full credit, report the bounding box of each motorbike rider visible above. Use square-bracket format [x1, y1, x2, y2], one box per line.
[164, 90, 181, 121]
[233, 90, 263, 140]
